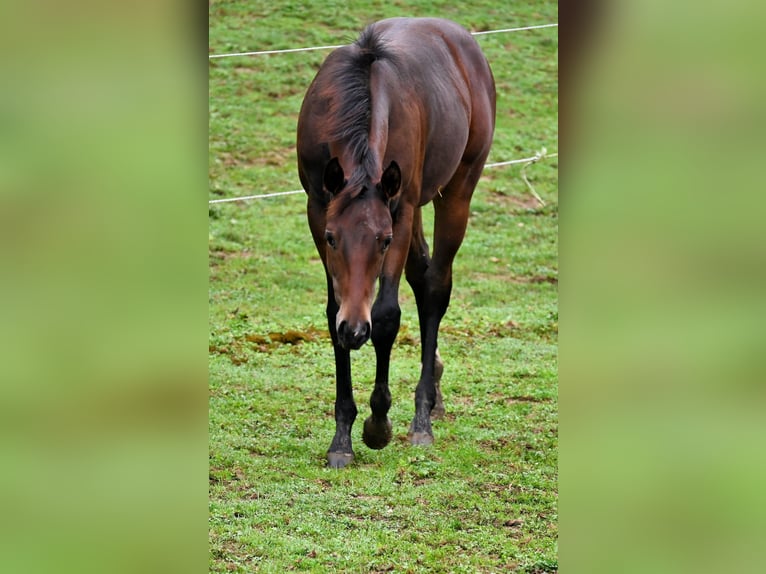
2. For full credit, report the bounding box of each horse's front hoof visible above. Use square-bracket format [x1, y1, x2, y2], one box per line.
[408, 431, 434, 446]
[327, 452, 354, 469]
[362, 416, 392, 450]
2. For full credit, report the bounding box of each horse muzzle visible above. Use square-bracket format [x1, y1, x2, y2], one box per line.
[337, 319, 371, 350]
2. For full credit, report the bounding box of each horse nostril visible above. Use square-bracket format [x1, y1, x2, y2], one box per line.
[337, 319, 371, 349]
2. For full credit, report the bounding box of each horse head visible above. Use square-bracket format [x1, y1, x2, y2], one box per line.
[322, 157, 401, 350]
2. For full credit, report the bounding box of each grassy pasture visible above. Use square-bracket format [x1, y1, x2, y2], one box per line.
[209, 1, 558, 571]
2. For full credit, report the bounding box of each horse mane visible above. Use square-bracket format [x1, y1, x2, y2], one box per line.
[322, 25, 398, 213]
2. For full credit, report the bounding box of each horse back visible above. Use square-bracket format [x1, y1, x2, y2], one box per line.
[369, 18, 496, 204]
[297, 18, 495, 206]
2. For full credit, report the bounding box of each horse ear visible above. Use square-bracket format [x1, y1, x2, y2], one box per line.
[323, 157, 345, 195]
[380, 161, 401, 199]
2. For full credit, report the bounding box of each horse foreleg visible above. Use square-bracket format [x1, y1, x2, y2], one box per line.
[363, 280, 400, 450]
[327, 345, 356, 468]
[325, 278, 357, 468]
[405, 208, 447, 443]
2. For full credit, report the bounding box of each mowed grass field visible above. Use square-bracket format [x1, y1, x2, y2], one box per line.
[209, 1, 558, 572]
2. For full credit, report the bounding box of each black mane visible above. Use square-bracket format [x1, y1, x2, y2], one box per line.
[324, 25, 397, 189]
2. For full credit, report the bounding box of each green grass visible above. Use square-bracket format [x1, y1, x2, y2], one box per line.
[209, 1, 557, 571]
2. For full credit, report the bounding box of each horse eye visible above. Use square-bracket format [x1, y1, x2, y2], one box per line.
[382, 236, 392, 252]
[325, 231, 336, 249]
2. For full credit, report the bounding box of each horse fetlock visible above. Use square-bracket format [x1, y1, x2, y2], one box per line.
[335, 399, 358, 422]
[362, 415, 393, 449]
[430, 387, 446, 420]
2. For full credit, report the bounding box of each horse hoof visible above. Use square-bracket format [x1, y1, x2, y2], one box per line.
[408, 431, 434, 446]
[430, 402, 446, 420]
[362, 416, 392, 450]
[327, 452, 354, 469]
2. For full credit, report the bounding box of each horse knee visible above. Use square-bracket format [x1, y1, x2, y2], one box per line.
[371, 303, 401, 346]
[435, 272, 455, 307]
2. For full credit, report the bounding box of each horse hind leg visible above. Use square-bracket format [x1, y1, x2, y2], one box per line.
[430, 348, 445, 420]
[405, 208, 445, 443]
[407, 348, 445, 439]
[408, 162, 484, 445]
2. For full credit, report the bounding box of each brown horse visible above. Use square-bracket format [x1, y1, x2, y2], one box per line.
[297, 17, 496, 468]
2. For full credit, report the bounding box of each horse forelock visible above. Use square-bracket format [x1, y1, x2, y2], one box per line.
[325, 175, 379, 221]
